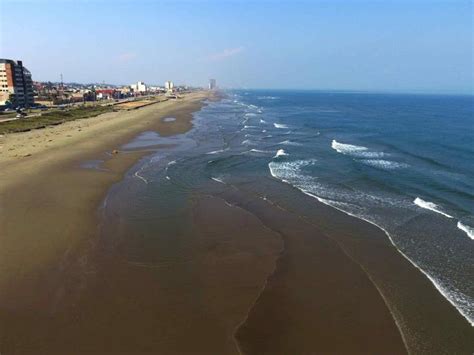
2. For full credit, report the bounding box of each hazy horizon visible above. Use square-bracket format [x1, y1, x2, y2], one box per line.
[1, 0, 472, 94]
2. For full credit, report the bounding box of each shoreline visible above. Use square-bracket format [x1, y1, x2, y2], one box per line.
[303, 189, 474, 328]
[256, 177, 474, 353]
[1, 91, 472, 353]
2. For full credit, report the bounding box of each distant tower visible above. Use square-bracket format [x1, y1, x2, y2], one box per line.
[209, 79, 216, 90]
[165, 80, 174, 92]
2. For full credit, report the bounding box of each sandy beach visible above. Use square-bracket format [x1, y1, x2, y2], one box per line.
[0, 92, 210, 352]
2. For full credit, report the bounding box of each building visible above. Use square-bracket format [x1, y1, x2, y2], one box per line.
[130, 81, 147, 93]
[95, 89, 118, 100]
[165, 81, 174, 92]
[0, 59, 34, 107]
[209, 79, 216, 90]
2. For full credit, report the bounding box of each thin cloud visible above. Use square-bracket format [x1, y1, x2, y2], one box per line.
[208, 47, 244, 61]
[117, 52, 137, 62]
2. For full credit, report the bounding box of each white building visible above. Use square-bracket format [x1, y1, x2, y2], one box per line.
[209, 79, 216, 90]
[130, 81, 147, 93]
[165, 81, 174, 92]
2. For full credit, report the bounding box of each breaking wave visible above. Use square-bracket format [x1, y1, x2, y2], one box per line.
[206, 149, 227, 155]
[457, 222, 474, 240]
[274, 149, 288, 158]
[361, 159, 409, 170]
[279, 140, 302, 146]
[331, 139, 385, 158]
[414, 197, 453, 219]
[211, 177, 225, 184]
[242, 125, 258, 130]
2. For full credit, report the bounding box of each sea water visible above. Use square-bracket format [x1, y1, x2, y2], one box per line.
[109, 90, 474, 326]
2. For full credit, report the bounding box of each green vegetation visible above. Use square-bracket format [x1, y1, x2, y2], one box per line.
[0, 105, 114, 134]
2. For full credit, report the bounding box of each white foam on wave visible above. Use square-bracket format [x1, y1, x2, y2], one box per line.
[414, 197, 453, 219]
[206, 148, 227, 155]
[134, 170, 148, 184]
[457, 222, 474, 240]
[274, 123, 289, 129]
[361, 159, 409, 170]
[242, 125, 258, 130]
[332, 139, 367, 153]
[242, 139, 255, 146]
[257, 96, 279, 100]
[331, 139, 385, 158]
[274, 149, 288, 158]
[260, 119, 267, 124]
[279, 140, 302, 146]
[268, 160, 474, 327]
[165, 160, 176, 174]
[245, 113, 257, 117]
[211, 177, 225, 184]
[249, 149, 271, 154]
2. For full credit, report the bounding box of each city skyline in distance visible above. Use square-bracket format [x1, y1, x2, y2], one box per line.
[1, 0, 472, 94]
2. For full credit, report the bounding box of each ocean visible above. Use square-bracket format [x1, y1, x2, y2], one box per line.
[101, 89, 474, 330]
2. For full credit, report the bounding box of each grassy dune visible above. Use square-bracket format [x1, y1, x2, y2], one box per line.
[0, 105, 114, 134]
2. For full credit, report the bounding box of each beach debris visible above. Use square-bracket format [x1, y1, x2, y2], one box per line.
[112, 149, 119, 154]
[23, 153, 32, 157]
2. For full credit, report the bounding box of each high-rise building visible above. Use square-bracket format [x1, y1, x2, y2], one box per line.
[0, 59, 34, 107]
[165, 81, 174, 92]
[209, 79, 216, 90]
[130, 81, 147, 93]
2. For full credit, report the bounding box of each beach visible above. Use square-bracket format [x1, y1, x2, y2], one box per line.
[0, 92, 213, 352]
[0, 90, 473, 354]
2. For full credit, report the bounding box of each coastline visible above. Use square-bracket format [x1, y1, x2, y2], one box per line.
[0, 90, 472, 354]
[231, 179, 474, 354]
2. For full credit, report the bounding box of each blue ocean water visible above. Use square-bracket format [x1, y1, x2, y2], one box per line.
[235, 90, 474, 324]
[112, 90, 474, 327]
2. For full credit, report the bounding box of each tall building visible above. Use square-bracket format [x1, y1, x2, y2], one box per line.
[0, 59, 34, 107]
[130, 81, 147, 93]
[165, 81, 174, 92]
[208, 79, 217, 90]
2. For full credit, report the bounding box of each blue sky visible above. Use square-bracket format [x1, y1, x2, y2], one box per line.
[1, 0, 472, 93]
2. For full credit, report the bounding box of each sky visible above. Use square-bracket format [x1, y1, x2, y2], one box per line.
[0, 0, 472, 94]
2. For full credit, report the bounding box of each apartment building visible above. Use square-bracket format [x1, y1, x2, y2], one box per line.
[0, 59, 35, 107]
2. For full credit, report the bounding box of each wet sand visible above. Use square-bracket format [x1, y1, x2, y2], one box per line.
[217, 188, 406, 354]
[227, 179, 474, 354]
